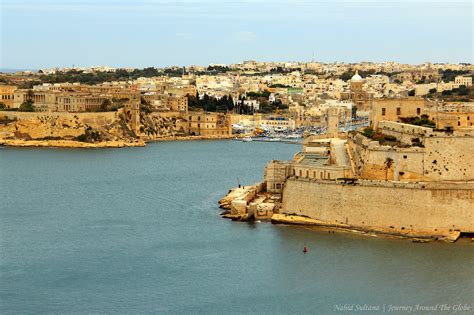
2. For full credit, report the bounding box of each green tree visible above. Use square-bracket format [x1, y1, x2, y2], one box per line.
[100, 99, 111, 111]
[19, 100, 35, 112]
[0, 102, 6, 110]
[457, 85, 468, 96]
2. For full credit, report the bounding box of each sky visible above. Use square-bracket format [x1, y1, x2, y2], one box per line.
[0, 0, 472, 69]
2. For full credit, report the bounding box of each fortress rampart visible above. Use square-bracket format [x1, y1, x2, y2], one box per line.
[281, 178, 474, 236]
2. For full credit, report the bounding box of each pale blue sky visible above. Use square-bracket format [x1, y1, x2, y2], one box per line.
[0, 0, 472, 69]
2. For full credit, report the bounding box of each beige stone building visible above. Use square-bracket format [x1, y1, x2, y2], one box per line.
[370, 98, 426, 128]
[425, 102, 474, 129]
[187, 111, 232, 136]
[341, 72, 372, 111]
[166, 96, 188, 112]
[454, 75, 472, 87]
[12, 85, 141, 112]
[13, 89, 58, 111]
[0, 85, 17, 108]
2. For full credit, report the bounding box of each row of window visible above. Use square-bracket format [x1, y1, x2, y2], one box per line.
[189, 123, 217, 128]
[295, 168, 332, 180]
[381, 107, 421, 116]
[188, 116, 218, 121]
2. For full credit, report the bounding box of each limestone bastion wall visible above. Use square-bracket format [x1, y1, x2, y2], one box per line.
[351, 133, 474, 182]
[281, 178, 474, 234]
[423, 136, 474, 181]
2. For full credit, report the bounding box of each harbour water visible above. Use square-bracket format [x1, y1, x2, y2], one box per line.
[1, 140, 473, 314]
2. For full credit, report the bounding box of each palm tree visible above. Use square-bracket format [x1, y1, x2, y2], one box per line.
[384, 158, 394, 181]
[26, 89, 34, 102]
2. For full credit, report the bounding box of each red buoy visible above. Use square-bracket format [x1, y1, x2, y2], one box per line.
[303, 246, 308, 253]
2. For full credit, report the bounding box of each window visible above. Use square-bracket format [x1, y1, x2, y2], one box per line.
[396, 107, 401, 115]
[416, 108, 421, 114]
[382, 108, 386, 116]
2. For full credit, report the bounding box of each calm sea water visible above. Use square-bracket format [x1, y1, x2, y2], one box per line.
[1, 140, 473, 314]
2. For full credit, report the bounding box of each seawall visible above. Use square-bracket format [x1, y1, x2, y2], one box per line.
[280, 178, 474, 238]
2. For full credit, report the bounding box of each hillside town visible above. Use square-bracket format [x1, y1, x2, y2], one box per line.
[0, 61, 473, 147]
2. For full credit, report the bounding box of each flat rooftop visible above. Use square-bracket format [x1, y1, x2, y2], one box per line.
[298, 153, 328, 166]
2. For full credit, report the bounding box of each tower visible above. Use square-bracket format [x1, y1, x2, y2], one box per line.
[350, 70, 364, 92]
[350, 71, 370, 111]
[124, 92, 141, 136]
[326, 107, 339, 138]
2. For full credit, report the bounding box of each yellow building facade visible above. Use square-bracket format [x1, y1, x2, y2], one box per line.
[0, 85, 17, 108]
[370, 98, 426, 128]
[187, 111, 232, 136]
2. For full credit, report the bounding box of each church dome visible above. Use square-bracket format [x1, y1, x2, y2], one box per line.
[351, 71, 363, 81]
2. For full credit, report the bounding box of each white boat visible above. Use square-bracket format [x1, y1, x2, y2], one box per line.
[285, 134, 302, 139]
[242, 136, 253, 142]
[268, 137, 281, 142]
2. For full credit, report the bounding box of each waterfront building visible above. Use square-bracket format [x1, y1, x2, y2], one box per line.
[257, 116, 296, 131]
[187, 111, 232, 136]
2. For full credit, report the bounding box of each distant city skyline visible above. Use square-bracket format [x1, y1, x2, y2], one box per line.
[1, 0, 472, 69]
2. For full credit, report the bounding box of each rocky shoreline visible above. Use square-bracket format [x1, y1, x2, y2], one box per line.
[0, 139, 146, 148]
[0, 134, 238, 149]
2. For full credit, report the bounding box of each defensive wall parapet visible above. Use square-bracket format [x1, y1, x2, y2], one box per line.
[281, 178, 474, 235]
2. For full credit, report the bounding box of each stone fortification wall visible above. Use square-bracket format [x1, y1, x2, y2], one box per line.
[454, 128, 474, 137]
[377, 121, 432, 145]
[281, 178, 474, 234]
[424, 136, 474, 181]
[265, 160, 293, 193]
[351, 133, 474, 182]
[352, 134, 425, 181]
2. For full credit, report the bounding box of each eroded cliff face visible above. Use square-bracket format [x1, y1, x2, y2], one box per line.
[0, 110, 189, 144]
[0, 111, 135, 142]
[139, 112, 187, 140]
